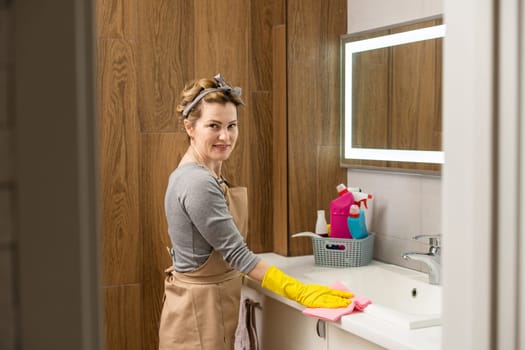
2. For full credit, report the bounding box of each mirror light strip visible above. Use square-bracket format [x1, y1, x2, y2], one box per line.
[347, 25, 446, 54]
[345, 148, 445, 164]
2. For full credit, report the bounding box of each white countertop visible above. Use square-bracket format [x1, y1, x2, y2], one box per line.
[245, 253, 441, 350]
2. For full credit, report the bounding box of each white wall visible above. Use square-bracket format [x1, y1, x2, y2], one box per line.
[441, 0, 495, 347]
[347, 0, 442, 33]
[346, 0, 443, 272]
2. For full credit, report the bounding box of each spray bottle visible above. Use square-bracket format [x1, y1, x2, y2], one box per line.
[352, 191, 373, 231]
[352, 192, 372, 208]
[329, 184, 354, 239]
[347, 204, 368, 239]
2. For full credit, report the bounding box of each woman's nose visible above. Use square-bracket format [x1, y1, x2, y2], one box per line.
[218, 127, 229, 140]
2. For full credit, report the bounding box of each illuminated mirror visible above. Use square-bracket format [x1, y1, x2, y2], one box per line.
[340, 17, 445, 173]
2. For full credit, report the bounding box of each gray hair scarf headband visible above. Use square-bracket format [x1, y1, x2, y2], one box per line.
[182, 73, 242, 118]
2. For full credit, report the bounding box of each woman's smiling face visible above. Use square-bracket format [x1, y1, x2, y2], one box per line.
[184, 101, 239, 165]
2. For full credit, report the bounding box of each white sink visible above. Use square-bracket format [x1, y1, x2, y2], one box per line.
[303, 263, 442, 329]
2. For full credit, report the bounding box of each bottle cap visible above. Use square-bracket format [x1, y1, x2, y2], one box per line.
[349, 204, 360, 217]
[336, 183, 348, 195]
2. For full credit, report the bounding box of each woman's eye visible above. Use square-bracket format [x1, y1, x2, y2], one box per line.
[228, 124, 237, 129]
[208, 124, 219, 129]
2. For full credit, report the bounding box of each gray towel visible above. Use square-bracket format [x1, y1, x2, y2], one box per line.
[234, 297, 260, 350]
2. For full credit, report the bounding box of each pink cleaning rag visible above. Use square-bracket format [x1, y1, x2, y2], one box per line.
[302, 280, 371, 322]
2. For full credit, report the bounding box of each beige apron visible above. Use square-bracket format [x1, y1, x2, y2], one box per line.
[159, 183, 248, 350]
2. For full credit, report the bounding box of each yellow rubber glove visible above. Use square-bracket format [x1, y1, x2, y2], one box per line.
[261, 266, 353, 308]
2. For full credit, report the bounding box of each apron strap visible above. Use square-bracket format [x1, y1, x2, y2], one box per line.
[220, 182, 249, 240]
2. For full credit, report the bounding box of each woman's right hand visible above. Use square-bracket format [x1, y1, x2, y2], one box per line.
[261, 265, 353, 308]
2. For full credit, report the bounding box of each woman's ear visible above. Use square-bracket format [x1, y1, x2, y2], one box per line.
[183, 119, 194, 138]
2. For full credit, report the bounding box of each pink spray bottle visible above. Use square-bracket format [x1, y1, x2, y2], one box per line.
[329, 184, 355, 239]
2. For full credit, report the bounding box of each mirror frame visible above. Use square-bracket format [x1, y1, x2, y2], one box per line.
[340, 16, 446, 174]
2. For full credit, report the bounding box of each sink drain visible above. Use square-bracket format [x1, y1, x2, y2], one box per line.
[411, 288, 418, 297]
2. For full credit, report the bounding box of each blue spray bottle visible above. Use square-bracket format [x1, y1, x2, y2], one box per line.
[347, 204, 368, 239]
[352, 191, 373, 232]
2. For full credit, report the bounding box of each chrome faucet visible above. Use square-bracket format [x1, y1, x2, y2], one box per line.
[402, 234, 441, 285]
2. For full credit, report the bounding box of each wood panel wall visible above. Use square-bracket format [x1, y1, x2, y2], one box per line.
[272, 23, 288, 255]
[286, 0, 347, 256]
[98, 0, 286, 348]
[98, 0, 345, 347]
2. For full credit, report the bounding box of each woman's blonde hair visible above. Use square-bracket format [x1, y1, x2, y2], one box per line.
[176, 74, 244, 125]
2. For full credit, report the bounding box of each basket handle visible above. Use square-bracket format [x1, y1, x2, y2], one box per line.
[324, 244, 346, 251]
[291, 232, 320, 238]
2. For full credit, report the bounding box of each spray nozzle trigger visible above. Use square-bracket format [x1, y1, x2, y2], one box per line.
[353, 193, 373, 209]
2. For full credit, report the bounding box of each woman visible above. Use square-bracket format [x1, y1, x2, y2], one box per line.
[159, 74, 352, 350]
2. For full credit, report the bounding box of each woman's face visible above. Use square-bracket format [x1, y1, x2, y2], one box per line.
[184, 101, 239, 164]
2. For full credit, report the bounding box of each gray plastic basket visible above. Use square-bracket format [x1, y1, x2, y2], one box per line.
[312, 233, 374, 267]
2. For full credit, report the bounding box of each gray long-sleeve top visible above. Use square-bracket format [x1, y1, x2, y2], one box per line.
[164, 162, 260, 274]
